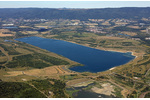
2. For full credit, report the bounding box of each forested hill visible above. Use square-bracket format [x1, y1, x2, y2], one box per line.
[0, 7, 150, 20]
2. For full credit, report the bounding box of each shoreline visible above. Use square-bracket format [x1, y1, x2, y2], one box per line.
[50, 37, 140, 71]
[16, 35, 141, 72]
[49, 37, 140, 72]
[109, 67, 117, 71]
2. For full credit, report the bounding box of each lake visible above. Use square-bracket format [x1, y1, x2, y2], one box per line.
[3, 26, 18, 29]
[15, 36, 135, 73]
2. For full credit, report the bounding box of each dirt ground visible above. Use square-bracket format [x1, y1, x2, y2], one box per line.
[91, 83, 114, 96]
[70, 80, 94, 87]
[4, 65, 75, 79]
[66, 78, 93, 86]
[0, 33, 13, 37]
[0, 29, 14, 37]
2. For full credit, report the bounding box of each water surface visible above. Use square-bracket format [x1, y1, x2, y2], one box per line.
[73, 90, 114, 98]
[16, 36, 135, 73]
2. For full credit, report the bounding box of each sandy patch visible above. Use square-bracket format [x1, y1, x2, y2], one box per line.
[127, 25, 140, 29]
[0, 29, 14, 37]
[5, 71, 23, 76]
[35, 26, 48, 28]
[91, 83, 114, 96]
[109, 67, 116, 70]
[0, 33, 13, 37]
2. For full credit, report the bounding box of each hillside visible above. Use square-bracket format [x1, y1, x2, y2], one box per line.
[0, 6, 150, 98]
[0, 7, 150, 20]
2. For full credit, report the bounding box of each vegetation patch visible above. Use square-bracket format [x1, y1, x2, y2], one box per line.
[30, 79, 67, 98]
[6, 53, 69, 69]
[0, 44, 21, 55]
[122, 42, 133, 46]
[112, 74, 134, 88]
[112, 87, 123, 98]
[6, 54, 50, 68]
[34, 53, 70, 65]
[113, 26, 141, 32]
[0, 81, 46, 98]
[0, 50, 5, 57]
[145, 92, 150, 98]
[60, 74, 78, 80]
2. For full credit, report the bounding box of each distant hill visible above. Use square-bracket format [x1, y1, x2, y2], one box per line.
[0, 7, 150, 20]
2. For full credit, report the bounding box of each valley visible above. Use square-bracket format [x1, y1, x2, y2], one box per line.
[0, 7, 150, 98]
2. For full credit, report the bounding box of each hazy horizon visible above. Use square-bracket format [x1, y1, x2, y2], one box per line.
[0, 1, 150, 9]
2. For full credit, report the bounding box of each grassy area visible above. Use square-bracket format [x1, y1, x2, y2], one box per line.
[112, 87, 123, 98]
[65, 88, 79, 98]
[60, 74, 78, 80]
[6, 53, 69, 69]
[0, 44, 21, 55]
[0, 50, 5, 57]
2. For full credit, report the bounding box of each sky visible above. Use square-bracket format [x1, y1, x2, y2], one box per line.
[0, 1, 150, 8]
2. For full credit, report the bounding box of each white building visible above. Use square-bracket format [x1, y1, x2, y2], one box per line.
[145, 37, 150, 40]
[146, 27, 150, 34]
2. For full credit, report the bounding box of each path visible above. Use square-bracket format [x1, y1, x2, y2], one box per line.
[0, 47, 11, 61]
[107, 79, 130, 98]
[145, 67, 150, 77]
[28, 83, 49, 98]
[139, 91, 150, 98]
[0, 46, 12, 65]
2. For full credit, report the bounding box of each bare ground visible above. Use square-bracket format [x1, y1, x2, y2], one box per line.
[91, 83, 114, 96]
[4, 65, 76, 79]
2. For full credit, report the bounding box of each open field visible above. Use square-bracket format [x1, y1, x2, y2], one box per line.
[121, 31, 137, 36]
[91, 83, 114, 96]
[127, 25, 141, 29]
[0, 33, 13, 37]
[4, 65, 75, 79]
[21, 31, 38, 35]
[0, 38, 79, 82]
[0, 29, 14, 37]
[66, 78, 93, 86]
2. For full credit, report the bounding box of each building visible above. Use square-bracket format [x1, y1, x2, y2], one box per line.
[145, 37, 150, 40]
[146, 27, 150, 34]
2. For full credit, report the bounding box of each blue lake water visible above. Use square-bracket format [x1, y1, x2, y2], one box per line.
[3, 26, 18, 29]
[15, 36, 135, 73]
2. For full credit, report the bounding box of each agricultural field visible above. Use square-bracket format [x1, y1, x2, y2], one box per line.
[0, 29, 14, 37]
